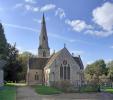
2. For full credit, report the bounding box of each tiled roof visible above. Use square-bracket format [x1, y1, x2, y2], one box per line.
[29, 58, 49, 69]
[44, 49, 63, 69]
[73, 57, 84, 69]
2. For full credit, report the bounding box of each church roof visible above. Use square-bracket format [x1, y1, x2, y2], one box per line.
[29, 58, 49, 69]
[44, 49, 63, 69]
[73, 57, 84, 69]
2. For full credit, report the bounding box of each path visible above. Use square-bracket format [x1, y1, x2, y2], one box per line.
[16, 85, 113, 100]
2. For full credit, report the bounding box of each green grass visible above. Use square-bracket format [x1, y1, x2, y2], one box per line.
[100, 86, 113, 94]
[31, 85, 62, 95]
[4, 83, 26, 86]
[0, 85, 16, 100]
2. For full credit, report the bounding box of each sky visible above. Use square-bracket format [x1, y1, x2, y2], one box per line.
[0, 0, 113, 67]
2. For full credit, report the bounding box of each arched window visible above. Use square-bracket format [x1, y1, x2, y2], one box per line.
[35, 72, 39, 80]
[64, 66, 66, 79]
[60, 64, 63, 79]
[67, 64, 70, 79]
[43, 51, 46, 57]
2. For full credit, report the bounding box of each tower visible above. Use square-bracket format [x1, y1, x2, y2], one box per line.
[38, 13, 50, 57]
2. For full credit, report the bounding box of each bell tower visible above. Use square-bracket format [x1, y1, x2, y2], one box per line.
[38, 13, 50, 57]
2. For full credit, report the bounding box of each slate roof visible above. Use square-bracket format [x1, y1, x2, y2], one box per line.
[44, 49, 63, 69]
[73, 57, 84, 69]
[29, 58, 49, 69]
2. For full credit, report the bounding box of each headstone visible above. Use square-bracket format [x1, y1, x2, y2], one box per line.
[101, 82, 105, 86]
[15, 80, 16, 83]
[106, 83, 110, 87]
[0, 70, 3, 87]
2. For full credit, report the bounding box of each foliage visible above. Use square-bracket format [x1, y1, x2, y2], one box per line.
[17, 51, 37, 81]
[100, 86, 113, 94]
[31, 85, 62, 95]
[107, 60, 113, 82]
[0, 22, 8, 60]
[99, 75, 110, 83]
[0, 55, 7, 69]
[0, 86, 16, 100]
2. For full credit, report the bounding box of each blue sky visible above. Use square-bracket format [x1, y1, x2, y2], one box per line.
[0, 0, 113, 67]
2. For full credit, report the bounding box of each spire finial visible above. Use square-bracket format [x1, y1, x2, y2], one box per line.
[64, 43, 66, 48]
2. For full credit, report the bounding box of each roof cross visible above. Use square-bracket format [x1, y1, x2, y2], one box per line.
[64, 43, 66, 48]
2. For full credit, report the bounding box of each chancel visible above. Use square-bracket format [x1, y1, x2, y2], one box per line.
[27, 13, 84, 86]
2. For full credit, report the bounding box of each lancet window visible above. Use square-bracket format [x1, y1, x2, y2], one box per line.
[35, 72, 39, 80]
[43, 51, 46, 57]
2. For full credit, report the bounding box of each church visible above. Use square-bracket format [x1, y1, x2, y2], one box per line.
[27, 13, 84, 86]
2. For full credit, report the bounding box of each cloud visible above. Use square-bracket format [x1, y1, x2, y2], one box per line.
[32, 7, 39, 12]
[67, 28, 71, 31]
[105, 58, 112, 64]
[45, 17, 49, 20]
[50, 49, 58, 54]
[70, 51, 83, 54]
[33, 18, 42, 23]
[87, 61, 93, 65]
[2, 23, 97, 45]
[12, 4, 23, 9]
[0, 7, 3, 10]
[25, 5, 39, 12]
[69, 40, 75, 42]
[25, 0, 36, 4]
[41, 4, 56, 11]
[2, 23, 40, 32]
[84, 30, 113, 37]
[27, 50, 37, 54]
[16, 46, 23, 50]
[81, 57, 83, 60]
[65, 19, 93, 32]
[55, 8, 66, 19]
[110, 46, 113, 48]
[25, 5, 31, 10]
[92, 2, 113, 31]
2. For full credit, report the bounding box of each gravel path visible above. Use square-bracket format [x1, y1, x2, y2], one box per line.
[16, 85, 113, 100]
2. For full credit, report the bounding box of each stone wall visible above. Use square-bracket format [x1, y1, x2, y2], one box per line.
[0, 70, 3, 87]
[28, 69, 43, 85]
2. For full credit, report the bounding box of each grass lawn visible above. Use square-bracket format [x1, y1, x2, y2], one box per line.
[100, 86, 113, 94]
[0, 85, 16, 100]
[31, 85, 62, 95]
[0, 83, 26, 100]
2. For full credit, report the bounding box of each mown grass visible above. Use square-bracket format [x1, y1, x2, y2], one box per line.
[0, 85, 16, 100]
[31, 85, 62, 95]
[100, 86, 113, 94]
[4, 83, 26, 86]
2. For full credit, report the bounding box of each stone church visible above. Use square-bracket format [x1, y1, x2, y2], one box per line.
[27, 13, 84, 86]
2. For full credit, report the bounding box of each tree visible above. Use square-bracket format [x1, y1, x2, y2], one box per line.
[4, 43, 23, 81]
[99, 75, 110, 83]
[0, 22, 8, 60]
[17, 51, 37, 81]
[107, 60, 113, 82]
[0, 54, 7, 69]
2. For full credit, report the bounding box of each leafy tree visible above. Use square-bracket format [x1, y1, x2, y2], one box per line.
[99, 75, 110, 83]
[17, 51, 37, 81]
[0, 54, 7, 69]
[107, 60, 113, 82]
[0, 22, 8, 60]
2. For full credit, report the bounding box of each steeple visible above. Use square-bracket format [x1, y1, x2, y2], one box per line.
[38, 13, 50, 57]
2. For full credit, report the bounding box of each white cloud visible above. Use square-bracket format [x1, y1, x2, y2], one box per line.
[81, 57, 83, 60]
[70, 51, 83, 54]
[2, 23, 97, 45]
[25, 5, 39, 12]
[70, 40, 75, 42]
[25, 0, 36, 4]
[55, 8, 66, 19]
[27, 50, 37, 54]
[45, 17, 49, 20]
[0, 7, 3, 10]
[32, 7, 39, 12]
[67, 28, 71, 31]
[50, 49, 58, 54]
[41, 4, 56, 11]
[2, 23, 40, 32]
[84, 30, 113, 37]
[110, 46, 113, 48]
[25, 5, 31, 10]
[33, 18, 42, 23]
[87, 61, 93, 65]
[92, 2, 113, 31]
[12, 4, 23, 9]
[65, 19, 93, 32]
[16, 46, 23, 50]
[105, 58, 112, 64]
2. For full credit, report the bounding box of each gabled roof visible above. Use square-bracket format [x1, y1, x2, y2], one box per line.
[44, 49, 63, 69]
[29, 58, 49, 69]
[73, 57, 84, 69]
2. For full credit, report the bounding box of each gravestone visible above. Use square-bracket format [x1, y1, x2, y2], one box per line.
[0, 70, 3, 87]
[101, 82, 105, 86]
[105, 83, 110, 87]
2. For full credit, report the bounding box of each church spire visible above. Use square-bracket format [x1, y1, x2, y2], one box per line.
[38, 13, 50, 57]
